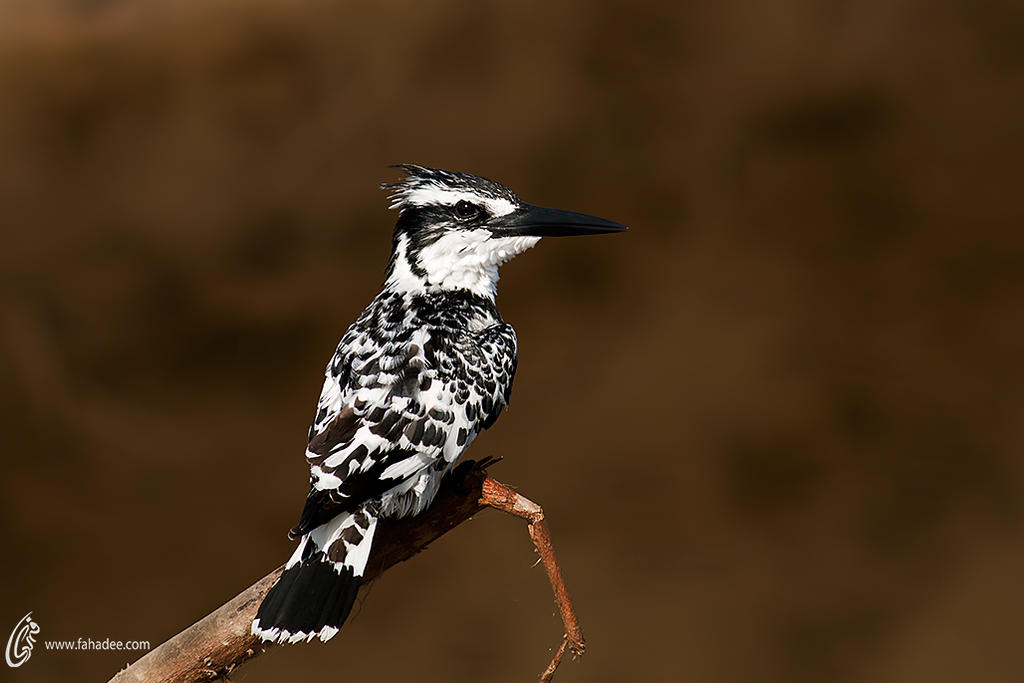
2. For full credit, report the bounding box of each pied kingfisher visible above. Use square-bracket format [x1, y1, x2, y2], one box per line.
[252, 165, 626, 644]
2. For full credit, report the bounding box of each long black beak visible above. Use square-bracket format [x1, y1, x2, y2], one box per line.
[489, 203, 628, 237]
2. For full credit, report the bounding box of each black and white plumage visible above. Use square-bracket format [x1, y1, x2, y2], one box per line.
[252, 165, 626, 644]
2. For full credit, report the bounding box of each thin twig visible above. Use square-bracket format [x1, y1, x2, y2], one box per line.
[540, 638, 570, 683]
[480, 478, 586, 679]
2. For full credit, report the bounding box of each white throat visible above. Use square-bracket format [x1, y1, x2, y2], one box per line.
[385, 231, 540, 298]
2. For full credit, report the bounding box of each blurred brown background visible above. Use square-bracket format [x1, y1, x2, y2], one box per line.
[1, 0, 1022, 681]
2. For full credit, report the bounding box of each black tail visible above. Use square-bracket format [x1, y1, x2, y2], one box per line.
[252, 550, 361, 644]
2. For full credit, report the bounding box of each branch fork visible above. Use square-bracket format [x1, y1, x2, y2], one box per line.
[109, 460, 584, 683]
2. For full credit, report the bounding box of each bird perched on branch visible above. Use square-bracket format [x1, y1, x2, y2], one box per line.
[252, 165, 626, 644]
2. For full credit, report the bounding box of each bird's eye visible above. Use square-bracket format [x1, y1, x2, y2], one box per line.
[452, 200, 482, 221]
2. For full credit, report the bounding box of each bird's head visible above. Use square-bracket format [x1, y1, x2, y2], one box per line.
[381, 164, 626, 298]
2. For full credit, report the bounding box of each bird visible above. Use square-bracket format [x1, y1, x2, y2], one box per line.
[251, 164, 626, 645]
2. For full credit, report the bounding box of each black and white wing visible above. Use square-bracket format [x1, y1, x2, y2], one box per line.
[291, 318, 518, 539]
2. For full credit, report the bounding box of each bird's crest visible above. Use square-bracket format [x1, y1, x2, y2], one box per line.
[382, 164, 519, 215]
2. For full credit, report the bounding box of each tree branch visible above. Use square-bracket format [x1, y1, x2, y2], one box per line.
[108, 459, 583, 683]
